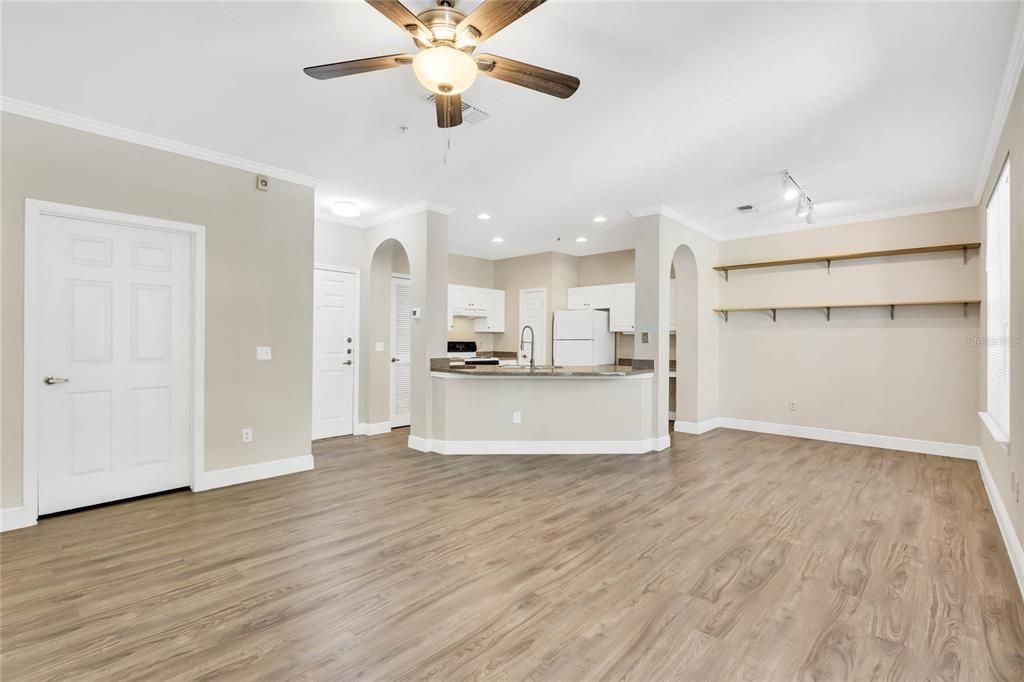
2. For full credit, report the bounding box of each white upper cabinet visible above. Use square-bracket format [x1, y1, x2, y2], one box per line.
[567, 284, 613, 310]
[448, 284, 506, 332]
[473, 289, 506, 333]
[609, 283, 635, 332]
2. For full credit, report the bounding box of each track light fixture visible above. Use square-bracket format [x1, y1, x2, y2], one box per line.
[781, 170, 817, 224]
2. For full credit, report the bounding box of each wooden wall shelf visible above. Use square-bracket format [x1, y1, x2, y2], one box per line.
[714, 242, 980, 280]
[714, 299, 981, 322]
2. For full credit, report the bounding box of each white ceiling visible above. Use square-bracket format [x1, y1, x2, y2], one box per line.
[2, 1, 1019, 258]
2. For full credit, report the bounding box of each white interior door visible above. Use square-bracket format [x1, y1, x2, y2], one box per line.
[518, 288, 547, 365]
[35, 211, 192, 514]
[390, 276, 412, 428]
[312, 267, 357, 439]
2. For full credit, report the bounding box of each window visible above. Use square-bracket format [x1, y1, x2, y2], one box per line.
[986, 159, 1012, 441]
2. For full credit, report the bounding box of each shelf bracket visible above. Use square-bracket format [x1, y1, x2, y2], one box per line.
[826, 258, 832, 274]
[890, 304, 895, 320]
[723, 269, 729, 282]
[771, 308, 777, 322]
[717, 310, 728, 322]
[964, 301, 968, 318]
[825, 306, 831, 322]
[963, 246, 968, 265]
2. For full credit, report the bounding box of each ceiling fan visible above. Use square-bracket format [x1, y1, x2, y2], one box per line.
[303, 0, 580, 128]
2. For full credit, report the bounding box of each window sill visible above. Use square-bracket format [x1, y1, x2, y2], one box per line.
[979, 411, 1011, 452]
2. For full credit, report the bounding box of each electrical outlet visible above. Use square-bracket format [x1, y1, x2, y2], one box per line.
[241, 428, 253, 443]
[512, 411, 522, 424]
[788, 401, 797, 411]
[256, 346, 272, 361]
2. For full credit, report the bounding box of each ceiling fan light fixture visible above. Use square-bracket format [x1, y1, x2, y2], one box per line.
[331, 200, 361, 218]
[413, 45, 478, 95]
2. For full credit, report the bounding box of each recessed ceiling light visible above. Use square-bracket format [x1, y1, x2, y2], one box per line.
[478, 213, 491, 220]
[331, 201, 361, 218]
[491, 236, 504, 243]
[593, 216, 607, 223]
[576, 236, 588, 243]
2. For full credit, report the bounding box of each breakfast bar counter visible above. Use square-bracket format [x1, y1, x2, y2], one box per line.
[411, 358, 664, 455]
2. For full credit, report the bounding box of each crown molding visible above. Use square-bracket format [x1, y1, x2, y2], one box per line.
[973, 0, 1024, 205]
[628, 205, 723, 241]
[0, 97, 320, 188]
[364, 200, 456, 227]
[717, 199, 977, 242]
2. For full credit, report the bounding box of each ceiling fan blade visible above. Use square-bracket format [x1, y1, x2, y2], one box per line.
[365, 0, 433, 45]
[303, 54, 413, 80]
[436, 94, 463, 128]
[475, 54, 579, 99]
[455, 0, 546, 45]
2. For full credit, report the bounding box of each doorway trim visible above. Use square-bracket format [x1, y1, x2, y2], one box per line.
[22, 199, 206, 527]
[518, 287, 547, 365]
[389, 272, 412, 429]
[312, 262, 361, 436]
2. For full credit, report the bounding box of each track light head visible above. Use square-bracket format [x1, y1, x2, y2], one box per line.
[806, 206, 818, 224]
[782, 172, 800, 201]
[796, 194, 811, 218]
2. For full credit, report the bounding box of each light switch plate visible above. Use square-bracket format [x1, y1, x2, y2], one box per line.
[641, 332, 649, 343]
[256, 346, 272, 361]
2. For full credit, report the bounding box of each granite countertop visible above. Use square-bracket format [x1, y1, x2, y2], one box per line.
[431, 358, 653, 377]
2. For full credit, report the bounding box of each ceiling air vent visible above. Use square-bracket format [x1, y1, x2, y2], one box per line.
[736, 204, 756, 213]
[420, 93, 492, 124]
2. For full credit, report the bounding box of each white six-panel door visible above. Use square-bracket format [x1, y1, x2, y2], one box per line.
[518, 288, 547, 365]
[390, 276, 412, 428]
[35, 211, 192, 514]
[312, 267, 358, 439]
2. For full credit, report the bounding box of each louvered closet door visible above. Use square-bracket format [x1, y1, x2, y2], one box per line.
[390, 276, 412, 428]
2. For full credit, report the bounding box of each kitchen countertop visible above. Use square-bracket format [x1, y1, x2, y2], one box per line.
[430, 359, 653, 378]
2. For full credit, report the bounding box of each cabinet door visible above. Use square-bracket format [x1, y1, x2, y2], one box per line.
[589, 285, 612, 310]
[449, 284, 467, 312]
[567, 287, 588, 310]
[610, 283, 635, 332]
[473, 289, 506, 332]
[468, 287, 488, 311]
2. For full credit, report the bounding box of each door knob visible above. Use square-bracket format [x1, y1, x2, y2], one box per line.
[391, 357, 399, 363]
[44, 376, 70, 385]
[343, 360, 353, 366]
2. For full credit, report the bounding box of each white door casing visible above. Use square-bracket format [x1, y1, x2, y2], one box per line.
[312, 266, 359, 439]
[24, 200, 204, 518]
[390, 275, 412, 428]
[518, 288, 547, 366]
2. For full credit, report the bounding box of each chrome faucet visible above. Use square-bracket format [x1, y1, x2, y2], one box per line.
[520, 325, 536, 369]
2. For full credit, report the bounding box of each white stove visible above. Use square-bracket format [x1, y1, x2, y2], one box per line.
[447, 341, 500, 366]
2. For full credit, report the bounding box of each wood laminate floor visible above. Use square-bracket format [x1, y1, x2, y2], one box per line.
[2, 428, 1023, 680]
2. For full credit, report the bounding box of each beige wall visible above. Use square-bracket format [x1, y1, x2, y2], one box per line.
[718, 209, 980, 445]
[314, 219, 364, 271]
[2, 113, 314, 508]
[491, 252, 580, 359]
[976, 66, 1024, 548]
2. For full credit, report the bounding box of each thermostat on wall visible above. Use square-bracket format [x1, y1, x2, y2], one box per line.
[410, 308, 422, 319]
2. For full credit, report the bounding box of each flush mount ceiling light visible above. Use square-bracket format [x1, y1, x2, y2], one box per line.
[593, 216, 607, 223]
[477, 213, 491, 220]
[303, 0, 581, 129]
[491, 236, 504, 243]
[331, 200, 361, 218]
[576, 236, 588, 243]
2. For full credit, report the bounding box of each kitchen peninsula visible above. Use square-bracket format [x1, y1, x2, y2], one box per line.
[409, 359, 664, 455]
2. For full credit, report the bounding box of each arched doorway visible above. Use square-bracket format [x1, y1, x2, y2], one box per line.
[670, 244, 699, 427]
[364, 238, 411, 431]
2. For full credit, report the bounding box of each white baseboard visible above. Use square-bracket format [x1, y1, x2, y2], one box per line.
[192, 454, 314, 492]
[355, 421, 391, 436]
[977, 449, 1024, 602]
[674, 418, 722, 435]
[716, 418, 980, 460]
[1, 506, 37, 532]
[409, 435, 669, 455]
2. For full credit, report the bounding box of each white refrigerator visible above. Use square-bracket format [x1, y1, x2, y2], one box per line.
[553, 310, 615, 366]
